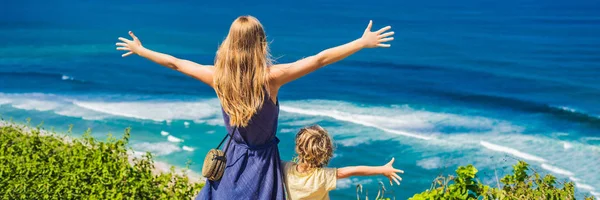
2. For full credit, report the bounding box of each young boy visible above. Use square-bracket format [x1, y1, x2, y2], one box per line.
[283, 125, 403, 200]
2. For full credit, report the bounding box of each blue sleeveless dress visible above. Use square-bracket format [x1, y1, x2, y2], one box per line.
[196, 94, 285, 200]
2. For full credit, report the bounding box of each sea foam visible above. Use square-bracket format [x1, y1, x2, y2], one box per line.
[479, 141, 547, 163]
[563, 142, 573, 150]
[575, 183, 595, 192]
[0, 93, 223, 122]
[541, 164, 575, 177]
[336, 178, 373, 189]
[417, 157, 442, 170]
[280, 105, 433, 140]
[182, 146, 195, 152]
[167, 135, 184, 143]
[131, 142, 181, 156]
[73, 101, 219, 121]
[12, 99, 61, 111]
[61, 75, 73, 81]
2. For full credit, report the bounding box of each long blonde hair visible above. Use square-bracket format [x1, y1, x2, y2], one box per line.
[214, 16, 272, 127]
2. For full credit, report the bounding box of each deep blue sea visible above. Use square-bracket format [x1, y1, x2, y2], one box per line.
[1, 0, 599, 198]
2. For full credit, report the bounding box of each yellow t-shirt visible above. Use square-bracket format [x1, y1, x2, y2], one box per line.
[283, 162, 337, 200]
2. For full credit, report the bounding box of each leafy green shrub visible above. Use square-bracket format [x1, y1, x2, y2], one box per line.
[0, 122, 203, 199]
[409, 161, 595, 200]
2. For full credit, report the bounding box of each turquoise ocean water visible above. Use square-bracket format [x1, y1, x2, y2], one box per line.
[1, 0, 599, 198]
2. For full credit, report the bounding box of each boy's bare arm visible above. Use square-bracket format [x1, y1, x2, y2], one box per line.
[336, 158, 403, 185]
[337, 166, 385, 177]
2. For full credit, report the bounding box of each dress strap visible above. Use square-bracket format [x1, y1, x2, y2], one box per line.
[216, 127, 238, 156]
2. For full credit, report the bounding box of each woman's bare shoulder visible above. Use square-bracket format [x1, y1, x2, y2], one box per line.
[268, 63, 291, 84]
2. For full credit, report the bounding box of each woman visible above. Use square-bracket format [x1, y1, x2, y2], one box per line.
[116, 15, 394, 199]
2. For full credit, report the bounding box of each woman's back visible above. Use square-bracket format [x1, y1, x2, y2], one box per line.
[222, 95, 279, 146]
[196, 16, 286, 200]
[197, 91, 285, 199]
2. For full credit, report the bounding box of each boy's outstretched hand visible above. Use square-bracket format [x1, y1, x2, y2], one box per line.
[382, 157, 403, 186]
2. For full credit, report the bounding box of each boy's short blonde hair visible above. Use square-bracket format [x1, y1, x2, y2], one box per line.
[295, 125, 334, 168]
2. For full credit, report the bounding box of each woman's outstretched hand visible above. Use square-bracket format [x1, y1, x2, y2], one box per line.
[116, 31, 144, 57]
[360, 20, 394, 48]
[381, 157, 404, 186]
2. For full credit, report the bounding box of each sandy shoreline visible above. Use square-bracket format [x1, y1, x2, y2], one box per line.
[0, 120, 204, 184]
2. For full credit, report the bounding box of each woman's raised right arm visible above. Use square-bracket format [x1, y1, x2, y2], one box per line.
[116, 31, 214, 87]
[269, 20, 394, 87]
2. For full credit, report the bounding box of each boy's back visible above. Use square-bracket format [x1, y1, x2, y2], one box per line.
[283, 162, 337, 200]
[283, 125, 403, 200]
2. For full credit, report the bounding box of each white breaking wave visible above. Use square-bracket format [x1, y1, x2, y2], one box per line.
[184, 121, 190, 128]
[337, 178, 373, 189]
[73, 101, 219, 121]
[558, 106, 577, 113]
[279, 100, 523, 141]
[280, 106, 433, 140]
[474, 139, 598, 194]
[283, 100, 514, 132]
[567, 176, 599, 197]
[337, 137, 371, 147]
[563, 142, 573, 150]
[0, 98, 11, 105]
[279, 128, 296, 133]
[182, 146, 195, 152]
[11, 99, 61, 111]
[61, 75, 73, 81]
[417, 157, 442, 170]
[131, 142, 181, 156]
[556, 106, 600, 121]
[541, 164, 575, 177]
[479, 141, 547, 163]
[575, 183, 596, 191]
[194, 118, 225, 126]
[167, 135, 184, 143]
[160, 131, 169, 136]
[0, 93, 223, 122]
[53, 105, 109, 120]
